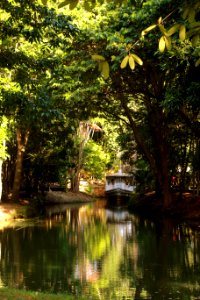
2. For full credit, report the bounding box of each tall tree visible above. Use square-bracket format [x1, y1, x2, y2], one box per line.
[0, 0, 77, 201]
[0, 118, 8, 201]
[61, 0, 199, 207]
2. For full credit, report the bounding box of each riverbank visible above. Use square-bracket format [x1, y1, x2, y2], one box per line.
[1, 190, 200, 226]
[0, 191, 94, 222]
[128, 191, 200, 226]
[45, 190, 94, 204]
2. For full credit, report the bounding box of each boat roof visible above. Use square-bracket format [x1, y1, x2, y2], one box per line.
[106, 171, 133, 178]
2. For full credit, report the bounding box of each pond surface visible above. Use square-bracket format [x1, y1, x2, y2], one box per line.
[0, 200, 200, 299]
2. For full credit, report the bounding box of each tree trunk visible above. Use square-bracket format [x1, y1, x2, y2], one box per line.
[70, 140, 84, 192]
[69, 122, 101, 192]
[11, 128, 29, 202]
[120, 95, 172, 207]
[154, 145, 172, 208]
[0, 158, 3, 202]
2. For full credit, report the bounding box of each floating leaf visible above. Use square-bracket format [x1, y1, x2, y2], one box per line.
[129, 56, 135, 70]
[120, 55, 129, 68]
[141, 24, 157, 36]
[131, 54, 143, 65]
[159, 36, 166, 52]
[179, 24, 186, 41]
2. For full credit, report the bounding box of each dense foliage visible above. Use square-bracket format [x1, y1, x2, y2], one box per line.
[0, 0, 199, 206]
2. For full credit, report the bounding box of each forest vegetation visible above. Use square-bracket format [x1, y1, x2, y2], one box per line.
[0, 0, 199, 214]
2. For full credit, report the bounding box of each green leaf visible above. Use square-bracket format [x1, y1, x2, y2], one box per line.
[58, 0, 71, 8]
[188, 8, 196, 23]
[69, 0, 79, 10]
[92, 54, 106, 62]
[195, 57, 200, 67]
[41, 0, 48, 5]
[101, 61, 109, 79]
[192, 34, 199, 46]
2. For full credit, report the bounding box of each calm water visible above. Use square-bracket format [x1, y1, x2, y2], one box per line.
[0, 200, 200, 299]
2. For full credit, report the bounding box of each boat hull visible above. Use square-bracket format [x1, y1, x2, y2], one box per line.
[105, 188, 132, 207]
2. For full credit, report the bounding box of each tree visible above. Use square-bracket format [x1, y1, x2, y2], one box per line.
[68, 121, 103, 192]
[60, 0, 199, 207]
[0, 0, 78, 201]
[83, 139, 112, 181]
[0, 117, 8, 201]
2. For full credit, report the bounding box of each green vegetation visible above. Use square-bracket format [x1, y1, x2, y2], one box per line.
[0, 0, 199, 210]
[0, 287, 87, 300]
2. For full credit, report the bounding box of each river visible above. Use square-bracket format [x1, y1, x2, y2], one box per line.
[0, 199, 200, 299]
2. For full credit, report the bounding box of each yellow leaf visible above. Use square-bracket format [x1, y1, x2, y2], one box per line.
[131, 54, 143, 65]
[129, 56, 135, 70]
[195, 57, 200, 67]
[164, 36, 172, 50]
[166, 24, 180, 37]
[101, 61, 109, 79]
[92, 54, 105, 62]
[158, 17, 163, 25]
[120, 55, 129, 68]
[179, 25, 186, 41]
[159, 36, 166, 52]
[158, 24, 167, 35]
[141, 24, 157, 36]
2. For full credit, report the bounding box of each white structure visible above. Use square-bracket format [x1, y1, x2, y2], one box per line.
[105, 169, 136, 201]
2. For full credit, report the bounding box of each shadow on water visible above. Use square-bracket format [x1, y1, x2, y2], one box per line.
[0, 199, 200, 299]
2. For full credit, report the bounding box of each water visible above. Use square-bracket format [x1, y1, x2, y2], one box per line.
[0, 200, 200, 299]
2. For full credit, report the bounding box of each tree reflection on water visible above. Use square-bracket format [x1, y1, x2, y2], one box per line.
[0, 202, 200, 299]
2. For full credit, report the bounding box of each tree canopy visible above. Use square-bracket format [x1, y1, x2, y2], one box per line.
[0, 0, 199, 206]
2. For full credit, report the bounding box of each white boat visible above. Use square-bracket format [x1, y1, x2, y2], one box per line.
[105, 169, 136, 205]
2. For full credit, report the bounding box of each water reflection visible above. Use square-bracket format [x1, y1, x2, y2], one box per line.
[0, 201, 200, 299]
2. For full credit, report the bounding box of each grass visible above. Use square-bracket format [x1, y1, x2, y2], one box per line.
[0, 288, 87, 300]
